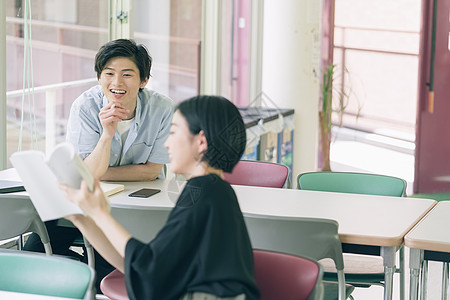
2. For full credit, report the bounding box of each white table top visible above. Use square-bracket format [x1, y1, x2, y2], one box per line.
[404, 201, 450, 252]
[0, 290, 78, 300]
[107, 178, 436, 247]
[1, 168, 437, 248]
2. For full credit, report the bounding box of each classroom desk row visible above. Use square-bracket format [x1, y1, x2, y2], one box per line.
[405, 201, 450, 300]
[0, 168, 447, 300]
[106, 178, 436, 300]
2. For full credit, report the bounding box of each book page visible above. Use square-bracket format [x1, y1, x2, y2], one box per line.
[47, 143, 94, 192]
[10, 150, 83, 221]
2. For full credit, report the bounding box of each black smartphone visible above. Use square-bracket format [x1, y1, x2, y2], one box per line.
[128, 188, 161, 198]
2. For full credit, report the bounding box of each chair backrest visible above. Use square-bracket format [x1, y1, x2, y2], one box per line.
[244, 213, 343, 270]
[244, 213, 345, 300]
[0, 194, 52, 254]
[224, 160, 289, 188]
[297, 171, 407, 197]
[253, 249, 323, 300]
[0, 249, 95, 299]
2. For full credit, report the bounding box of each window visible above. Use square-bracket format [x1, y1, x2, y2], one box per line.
[132, 0, 202, 103]
[5, 0, 108, 167]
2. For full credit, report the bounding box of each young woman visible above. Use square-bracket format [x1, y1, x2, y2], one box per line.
[63, 95, 260, 300]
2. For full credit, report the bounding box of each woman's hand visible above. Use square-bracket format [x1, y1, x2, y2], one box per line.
[61, 180, 110, 220]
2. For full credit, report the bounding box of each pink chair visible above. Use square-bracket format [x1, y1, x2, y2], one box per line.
[100, 250, 323, 300]
[100, 269, 128, 300]
[253, 249, 323, 300]
[223, 160, 289, 188]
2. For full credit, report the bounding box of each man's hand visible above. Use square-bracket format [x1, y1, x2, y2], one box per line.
[99, 102, 129, 139]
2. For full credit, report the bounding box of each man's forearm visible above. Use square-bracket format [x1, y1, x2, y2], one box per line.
[101, 161, 164, 181]
[84, 136, 113, 179]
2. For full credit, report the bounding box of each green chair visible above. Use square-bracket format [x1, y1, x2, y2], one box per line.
[297, 171, 406, 197]
[0, 249, 95, 299]
[244, 213, 354, 300]
[297, 171, 407, 299]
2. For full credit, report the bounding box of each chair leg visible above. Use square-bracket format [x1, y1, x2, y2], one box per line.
[337, 269, 346, 300]
[43, 242, 53, 255]
[17, 234, 23, 250]
[83, 236, 95, 269]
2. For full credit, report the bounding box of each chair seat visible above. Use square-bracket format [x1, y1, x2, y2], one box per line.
[319, 254, 385, 284]
[100, 269, 128, 300]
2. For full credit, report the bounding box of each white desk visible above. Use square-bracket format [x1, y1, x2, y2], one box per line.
[107, 179, 436, 300]
[0, 290, 78, 300]
[405, 201, 450, 300]
[0, 169, 436, 300]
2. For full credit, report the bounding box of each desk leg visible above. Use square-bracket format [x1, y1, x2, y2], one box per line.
[409, 248, 424, 300]
[420, 260, 428, 300]
[400, 246, 405, 300]
[442, 262, 449, 300]
[382, 246, 397, 300]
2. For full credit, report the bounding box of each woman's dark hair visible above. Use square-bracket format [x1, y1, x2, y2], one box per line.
[176, 95, 246, 173]
[94, 39, 152, 84]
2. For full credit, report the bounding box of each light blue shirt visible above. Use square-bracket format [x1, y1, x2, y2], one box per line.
[66, 85, 174, 167]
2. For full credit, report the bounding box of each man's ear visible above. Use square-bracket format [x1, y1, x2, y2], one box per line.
[197, 130, 208, 154]
[140, 77, 149, 89]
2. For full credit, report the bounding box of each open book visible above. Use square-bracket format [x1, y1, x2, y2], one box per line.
[10, 142, 123, 221]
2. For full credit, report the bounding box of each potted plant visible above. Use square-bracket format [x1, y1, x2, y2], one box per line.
[319, 64, 359, 171]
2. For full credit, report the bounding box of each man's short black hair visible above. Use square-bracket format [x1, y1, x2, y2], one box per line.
[176, 95, 246, 173]
[94, 39, 152, 83]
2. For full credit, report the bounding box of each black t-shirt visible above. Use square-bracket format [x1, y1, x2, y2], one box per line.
[124, 174, 260, 300]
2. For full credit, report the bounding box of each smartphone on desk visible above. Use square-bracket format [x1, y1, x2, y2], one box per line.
[128, 188, 161, 198]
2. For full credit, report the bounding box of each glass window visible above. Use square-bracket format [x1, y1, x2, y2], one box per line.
[333, 0, 420, 140]
[6, 0, 108, 167]
[133, 0, 202, 104]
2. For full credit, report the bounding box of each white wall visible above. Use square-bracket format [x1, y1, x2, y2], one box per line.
[262, 0, 322, 179]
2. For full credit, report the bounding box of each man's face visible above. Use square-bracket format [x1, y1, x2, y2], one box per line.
[98, 56, 148, 110]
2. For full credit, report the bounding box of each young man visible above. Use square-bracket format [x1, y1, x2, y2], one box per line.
[24, 39, 174, 290]
[67, 39, 174, 180]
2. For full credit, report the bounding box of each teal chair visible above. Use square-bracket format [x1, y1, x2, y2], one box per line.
[244, 213, 354, 300]
[0, 249, 95, 299]
[297, 171, 407, 299]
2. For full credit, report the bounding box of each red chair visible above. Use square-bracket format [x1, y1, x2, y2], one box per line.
[100, 269, 128, 300]
[253, 249, 323, 300]
[223, 160, 290, 188]
[100, 250, 323, 300]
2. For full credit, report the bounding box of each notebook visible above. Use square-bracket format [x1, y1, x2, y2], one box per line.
[100, 182, 125, 197]
[0, 180, 26, 194]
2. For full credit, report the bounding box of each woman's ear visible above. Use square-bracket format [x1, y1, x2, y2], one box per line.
[197, 130, 208, 154]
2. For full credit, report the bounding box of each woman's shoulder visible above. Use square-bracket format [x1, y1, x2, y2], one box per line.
[177, 174, 232, 207]
[187, 174, 229, 189]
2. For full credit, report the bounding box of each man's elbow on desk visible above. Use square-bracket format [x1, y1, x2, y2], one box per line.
[101, 162, 163, 182]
